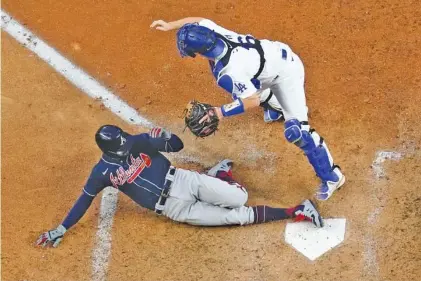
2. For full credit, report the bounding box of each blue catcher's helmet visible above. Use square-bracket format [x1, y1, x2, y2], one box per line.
[176, 24, 218, 58]
[95, 125, 133, 158]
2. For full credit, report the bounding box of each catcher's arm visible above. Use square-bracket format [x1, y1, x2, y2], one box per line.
[201, 94, 260, 124]
[213, 73, 261, 119]
[215, 94, 260, 119]
[150, 17, 204, 31]
[241, 94, 261, 109]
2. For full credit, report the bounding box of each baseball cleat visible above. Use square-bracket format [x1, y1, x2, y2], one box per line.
[206, 159, 234, 177]
[316, 166, 346, 201]
[294, 199, 324, 228]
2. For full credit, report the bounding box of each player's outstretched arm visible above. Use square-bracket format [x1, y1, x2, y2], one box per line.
[197, 94, 260, 126]
[150, 17, 204, 31]
[213, 74, 261, 120]
[212, 94, 261, 120]
[35, 191, 96, 248]
[36, 167, 108, 248]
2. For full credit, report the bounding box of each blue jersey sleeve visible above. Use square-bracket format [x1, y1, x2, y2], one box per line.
[61, 164, 109, 230]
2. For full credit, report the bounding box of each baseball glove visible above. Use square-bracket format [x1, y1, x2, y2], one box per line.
[183, 100, 219, 138]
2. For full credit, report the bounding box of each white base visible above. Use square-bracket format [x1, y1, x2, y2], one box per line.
[284, 218, 346, 261]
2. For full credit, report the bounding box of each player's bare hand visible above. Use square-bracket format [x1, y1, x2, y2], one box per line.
[35, 225, 66, 248]
[199, 107, 223, 124]
[150, 20, 174, 31]
[213, 107, 223, 120]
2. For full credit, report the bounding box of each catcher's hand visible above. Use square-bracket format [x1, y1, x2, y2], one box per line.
[183, 100, 219, 138]
[35, 225, 66, 248]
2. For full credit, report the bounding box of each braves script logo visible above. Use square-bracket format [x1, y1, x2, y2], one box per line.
[110, 153, 152, 188]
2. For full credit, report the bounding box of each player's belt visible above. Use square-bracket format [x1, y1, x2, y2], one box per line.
[154, 166, 176, 215]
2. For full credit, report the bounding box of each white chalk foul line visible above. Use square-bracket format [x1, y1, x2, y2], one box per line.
[91, 187, 119, 281]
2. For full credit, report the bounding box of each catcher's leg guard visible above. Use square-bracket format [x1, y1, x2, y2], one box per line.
[284, 119, 345, 200]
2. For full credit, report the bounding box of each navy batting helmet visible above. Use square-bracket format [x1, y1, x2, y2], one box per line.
[95, 125, 132, 158]
[176, 24, 218, 58]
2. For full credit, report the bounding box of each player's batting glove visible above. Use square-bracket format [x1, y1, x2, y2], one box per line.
[36, 225, 67, 248]
[149, 127, 171, 140]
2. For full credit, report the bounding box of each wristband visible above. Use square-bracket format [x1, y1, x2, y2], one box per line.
[57, 224, 67, 234]
[221, 99, 245, 117]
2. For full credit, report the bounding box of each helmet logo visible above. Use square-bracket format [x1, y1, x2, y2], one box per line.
[120, 136, 126, 146]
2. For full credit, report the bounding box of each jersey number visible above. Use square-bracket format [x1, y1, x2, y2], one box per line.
[238, 35, 256, 46]
[225, 35, 257, 49]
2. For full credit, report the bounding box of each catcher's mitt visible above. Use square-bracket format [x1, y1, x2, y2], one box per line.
[183, 100, 219, 138]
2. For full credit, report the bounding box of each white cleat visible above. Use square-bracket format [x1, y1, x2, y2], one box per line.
[316, 166, 346, 201]
[206, 159, 234, 177]
[294, 199, 324, 228]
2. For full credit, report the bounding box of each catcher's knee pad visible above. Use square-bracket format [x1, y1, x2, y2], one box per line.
[284, 119, 303, 143]
[284, 119, 338, 182]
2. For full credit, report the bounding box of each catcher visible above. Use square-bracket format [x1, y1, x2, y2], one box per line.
[36, 124, 323, 247]
[153, 17, 345, 200]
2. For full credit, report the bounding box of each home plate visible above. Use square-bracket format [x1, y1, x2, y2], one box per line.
[284, 218, 346, 261]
